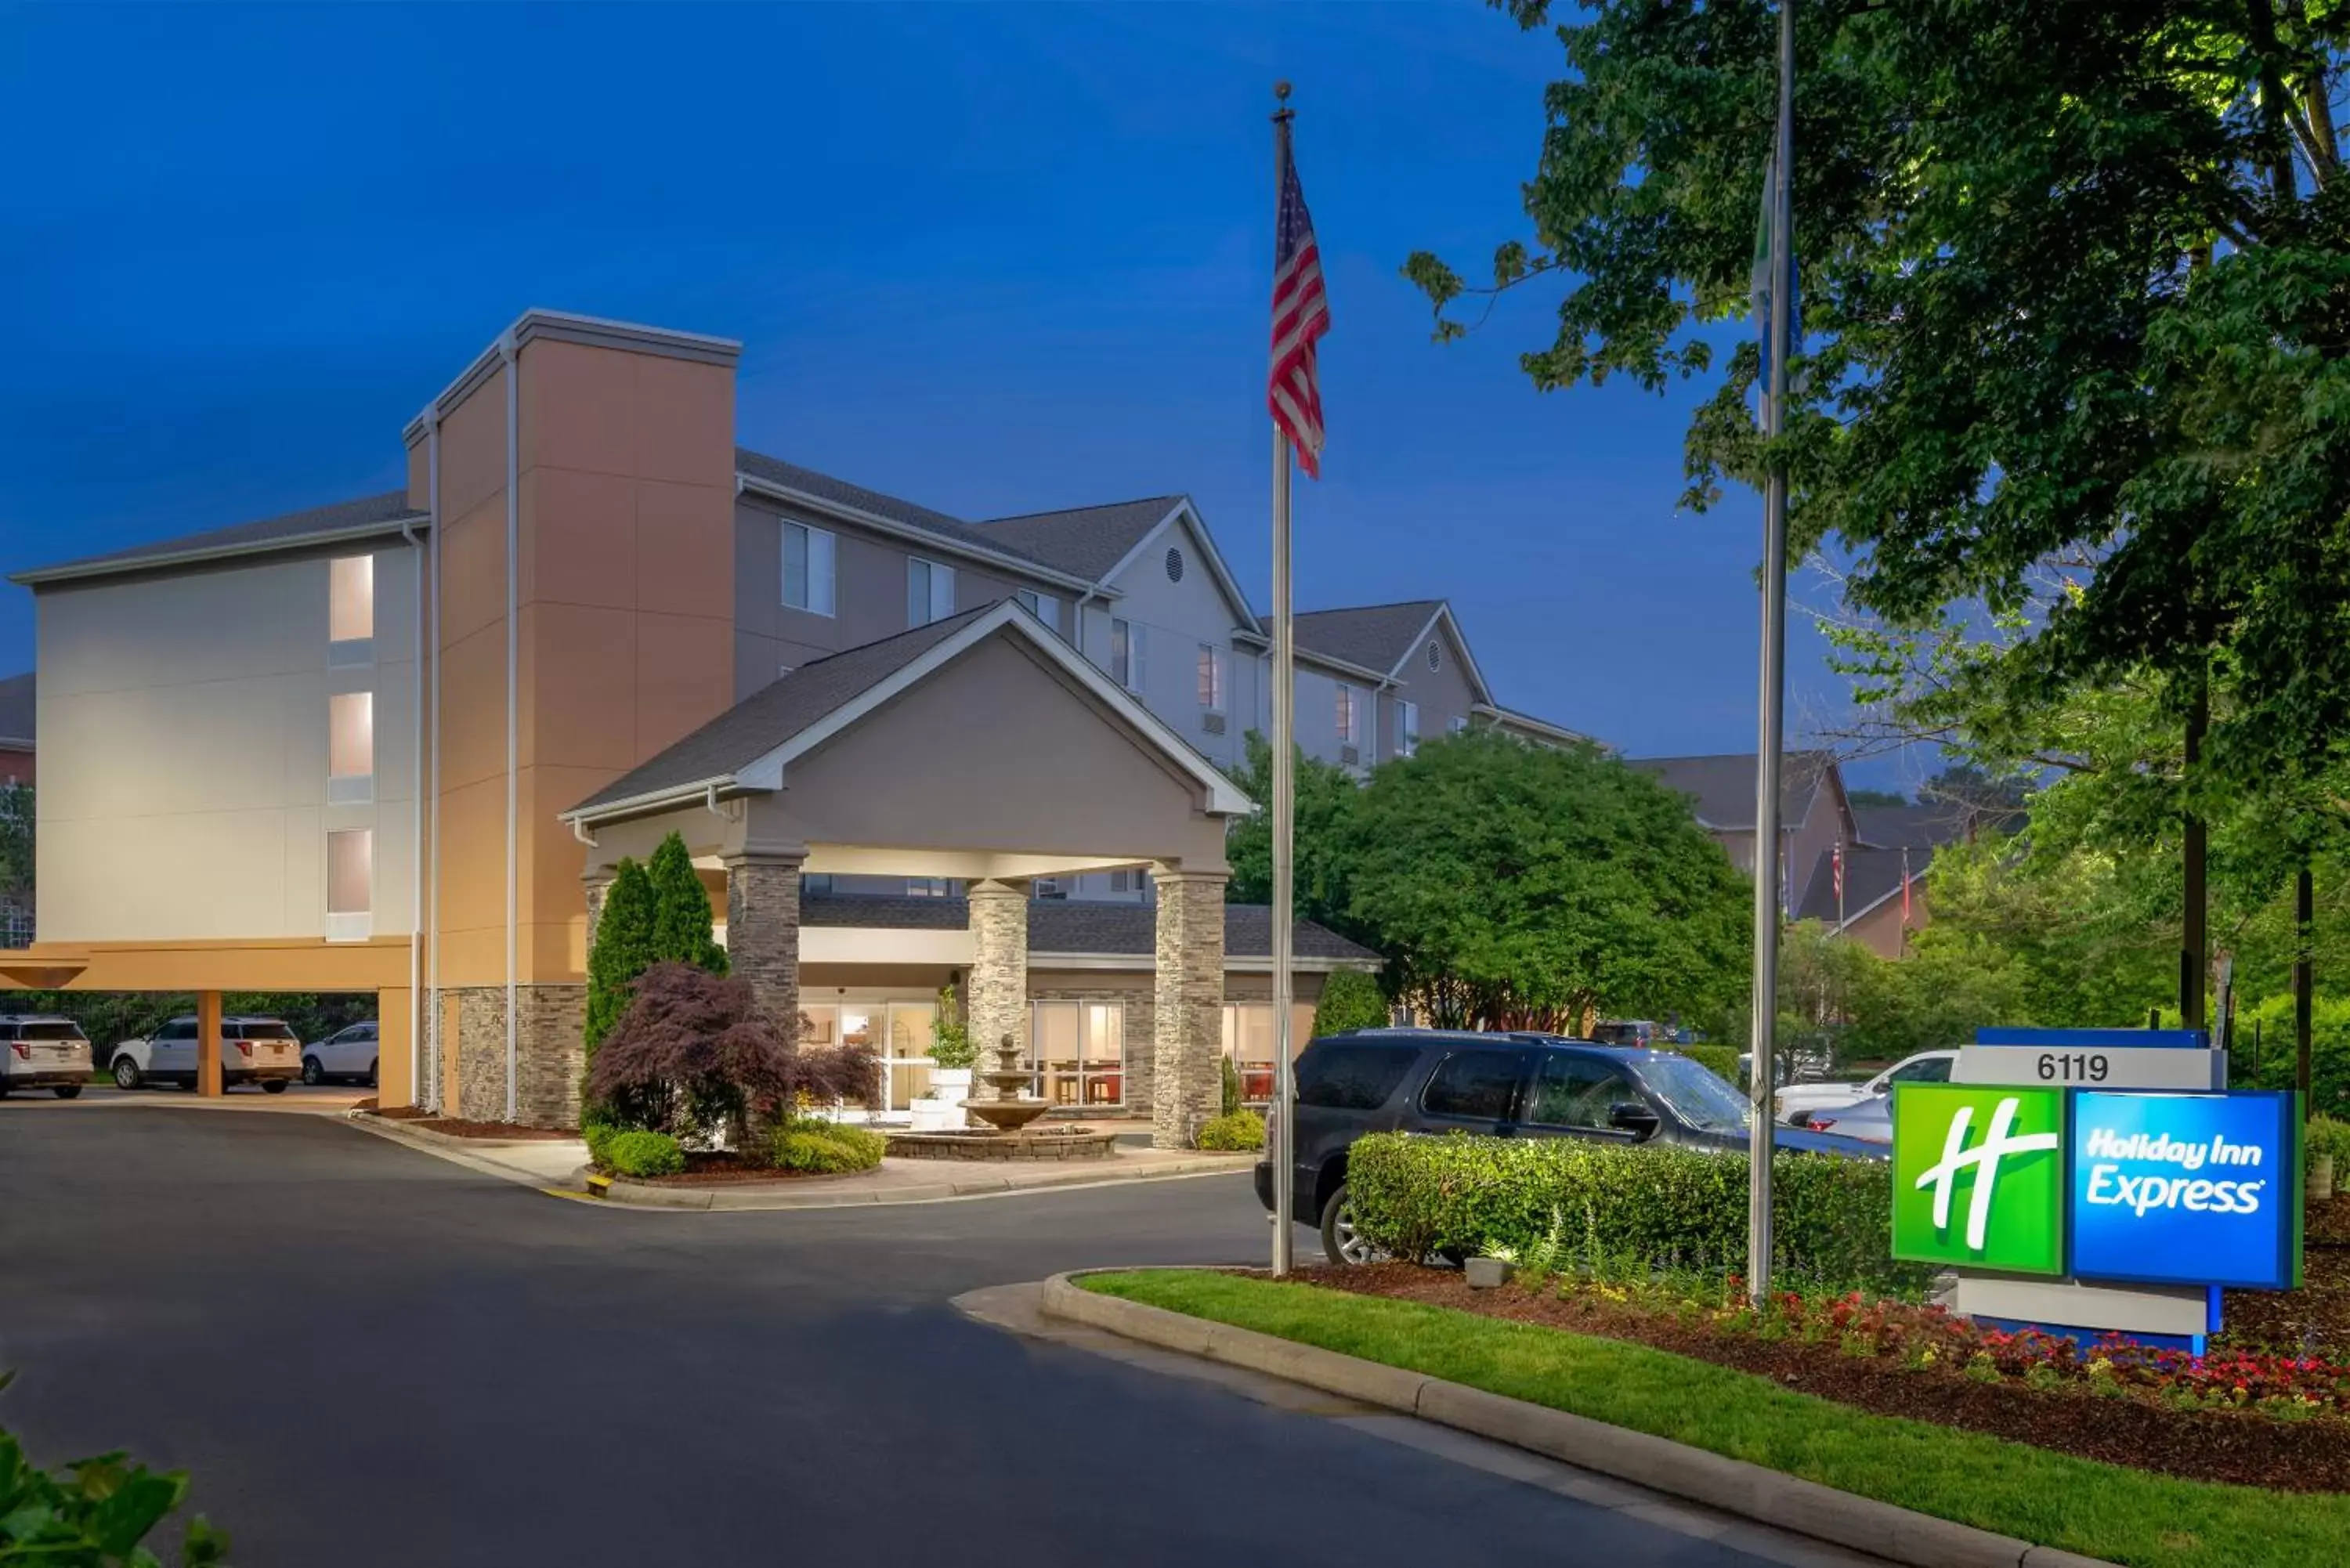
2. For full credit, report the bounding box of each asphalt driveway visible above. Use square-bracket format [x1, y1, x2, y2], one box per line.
[2, 1105, 1822, 1567]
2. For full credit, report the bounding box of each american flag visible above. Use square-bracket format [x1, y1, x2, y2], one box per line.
[1831, 840, 1846, 908]
[1270, 125, 1331, 477]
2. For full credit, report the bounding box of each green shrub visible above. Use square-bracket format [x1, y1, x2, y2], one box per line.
[602, 1129, 686, 1177]
[1668, 1043, 1741, 1086]
[772, 1119, 887, 1174]
[0, 1388, 231, 1566]
[582, 1121, 619, 1169]
[1345, 1132, 1925, 1295]
[1312, 969, 1390, 1037]
[584, 857, 656, 1060]
[1220, 1056, 1242, 1118]
[2305, 1113, 2350, 1176]
[1195, 1109, 1266, 1151]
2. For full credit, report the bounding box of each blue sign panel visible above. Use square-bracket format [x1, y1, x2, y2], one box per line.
[2066, 1090, 2301, 1290]
[1977, 1028, 2208, 1051]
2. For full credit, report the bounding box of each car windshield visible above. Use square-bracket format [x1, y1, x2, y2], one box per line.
[1633, 1053, 1751, 1135]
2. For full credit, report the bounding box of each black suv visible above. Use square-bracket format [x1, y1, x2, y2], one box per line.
[1255, 1029, 1885, 1266]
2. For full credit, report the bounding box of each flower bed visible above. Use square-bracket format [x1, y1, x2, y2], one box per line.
[1318, 1261, 2350, 1490]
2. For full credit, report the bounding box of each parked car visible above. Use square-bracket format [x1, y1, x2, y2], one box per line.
[0, 1016, 92, 1099]
[1737, 1047, 1833, 1089]
[1589, 1020, 1668, 1050]
[303, 1021, 379, 1086]
[1799, 1090, 1893, 1144]
[1255, 1029, 1885, 1266]
[108, 1016, 302, 1092]
[1776, 1049, 1957, 1125]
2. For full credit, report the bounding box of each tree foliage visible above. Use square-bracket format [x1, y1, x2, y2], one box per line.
[583, 857, 656, 1057]
[1311, 968, 1391, 1035]
[1342, 732, 1750, 1030]
[648, 832, 728, 977]
[1224, 730, 1363, 933]
[1411, 0, 2350, 798]
[585, 962, 876, 1147]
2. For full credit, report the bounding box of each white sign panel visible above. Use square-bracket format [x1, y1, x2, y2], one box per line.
[1955, 1045, 2225, 1093]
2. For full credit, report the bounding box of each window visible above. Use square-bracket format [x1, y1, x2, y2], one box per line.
[1396, 699, 1419, 757]
[1420, 1050, 1524, 1121]
[1335, 683, 1359, 746]
[1526, 1055, 1639, 1130]
[1448, 715, 1470, 736]
[906, 877, 953, 898]
[1032, 876, 1064, 899]
[329, 555, 374, 663]
[1016, 589, 1061, 637]
[1886, 1057, 1953, 1086]
[1110, 618, 1144, 691]
[1197, 645, 1227, 711]
[1032, 1001, 1125, 1107]
[1220, 1003, 1316, 1104]
[907, 558, 955, 627]
[801, 873, 834, 897]
[1107, 868, 1144, 896]
[327, 692, 373, 802]
[325, 829, 372, 941]
[1297, 1044, 1418, 1111]
[782, 522, 836, 616]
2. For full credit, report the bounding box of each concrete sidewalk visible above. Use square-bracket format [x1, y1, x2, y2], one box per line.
[343, 1111, 1254, 1209]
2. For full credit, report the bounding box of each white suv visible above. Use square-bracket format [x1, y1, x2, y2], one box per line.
[302, 1021, 378, 1087]
[109, 1016, 302, 1093]
[1774, 1049, 1957, 1125]
[0, 1016, 92, 1100]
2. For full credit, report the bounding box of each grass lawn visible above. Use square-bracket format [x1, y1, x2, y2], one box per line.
[1081, 1269, 2350, 1568]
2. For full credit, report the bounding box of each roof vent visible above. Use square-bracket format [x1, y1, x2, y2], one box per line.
[1165, 546, 1184, 583]
[1427, 641, 1441, 672]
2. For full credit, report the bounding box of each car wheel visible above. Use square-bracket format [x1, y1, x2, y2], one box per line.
[367, 1060, 378, 1089]
[112, 1058, 143, 1090]
[261, 1079, 289, 1094]
[301, 1056, 324, 1086]
[52, 1084, 81, 1100]
[1319, 1183, 1385, 1267]
[0, 1080, 11, 1098]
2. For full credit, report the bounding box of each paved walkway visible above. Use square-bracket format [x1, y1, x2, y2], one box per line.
[2, 1104, 1827, 1568]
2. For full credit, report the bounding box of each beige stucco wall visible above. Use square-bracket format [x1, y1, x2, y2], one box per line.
[35, 541, 421, 943]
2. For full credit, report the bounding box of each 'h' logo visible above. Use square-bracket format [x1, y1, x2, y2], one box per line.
[1914, 1097, 2062, 1252]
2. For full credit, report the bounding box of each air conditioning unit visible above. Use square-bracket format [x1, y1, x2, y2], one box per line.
[1340, 744, 1361, 765]
[1202, 711, 1227, 735]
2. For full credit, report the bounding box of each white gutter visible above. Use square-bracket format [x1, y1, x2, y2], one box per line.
[398, 496, 425, 1111]
[501, 332, 519, 1123]
[559, 773, 741, 832]
[11, 516, 427, 588]
[425, 412, 444, 1110]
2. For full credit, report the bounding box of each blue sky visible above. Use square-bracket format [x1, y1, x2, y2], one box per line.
[0, 2, 1911, 790]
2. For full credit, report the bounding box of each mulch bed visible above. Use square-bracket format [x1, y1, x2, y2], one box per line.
[2220, 1200, 2350, 1356]
[1309, 1262, 2350, 1493]
[367, 1108, 578, 1141]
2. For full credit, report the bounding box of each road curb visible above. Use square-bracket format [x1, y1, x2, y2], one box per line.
[340, 1111, 588, 1190]
[588, 1154, 1253, 1211]
[1039, 1273, 2117, 1568]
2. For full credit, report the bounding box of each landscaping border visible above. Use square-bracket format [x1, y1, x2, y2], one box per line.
[1039, 1271, 2116, 1568]
[588, 1154, 1250, 1210]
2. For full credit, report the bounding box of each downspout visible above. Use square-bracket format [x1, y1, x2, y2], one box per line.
[425, 411, 443, 1111]
[500, 331, 519, 1123]
[398, 496, 425, 1111]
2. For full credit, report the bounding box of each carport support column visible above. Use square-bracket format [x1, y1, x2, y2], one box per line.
[723, 850, 805, 1041]
[966, 879, 1029, 1127]
[1152, 868, 1225, 1148]
[196, 988, 223, 1098]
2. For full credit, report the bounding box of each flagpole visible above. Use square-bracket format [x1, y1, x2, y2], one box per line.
[1747, 0, 1795, 1311]
[1270, 81, 1299, 1280]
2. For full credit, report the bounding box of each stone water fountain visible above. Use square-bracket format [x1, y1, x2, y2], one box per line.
[884, 1033, 1119, 1162]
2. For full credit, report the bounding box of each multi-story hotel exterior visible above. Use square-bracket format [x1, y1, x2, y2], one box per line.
[5, 310, 1582, 1143]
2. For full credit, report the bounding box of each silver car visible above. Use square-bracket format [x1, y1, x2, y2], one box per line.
[1796, 1089, 1893, 1144]
[0, 1016, 92, 1099]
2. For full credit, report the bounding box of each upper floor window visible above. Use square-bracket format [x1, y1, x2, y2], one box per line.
[1396, 699, 1419, 758]
[1448, 715, 1470, 736]
[908, 558, 955, 627]
[783, 522, 836, 616]
[1107, 868, 1144, 896]
[325, 828, 372, 942]
[1016, 589, 1061, 637]
[1111, 619, 1144, 692]
[327, 692, 374, 803]
[906, 876, 953, 898]
[1197, 645, 1227, 711]
[329, 555, 373, 665]
[1336, 683, 1359, 746]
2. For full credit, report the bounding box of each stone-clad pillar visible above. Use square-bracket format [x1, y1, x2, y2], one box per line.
[1152, 867, 1226, 1148]
[724, 850, 806, 1042]
[966, 879, 1030, 1123]
[582, 873, 612, 948]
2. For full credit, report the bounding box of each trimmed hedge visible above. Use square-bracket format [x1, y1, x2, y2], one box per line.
[2307, 1113, 2350, 1176]
[1345, 1132, 1925, 1295]
[602, 1129, 686, 1177]
[1195, 1109, 1266, 1151]
[771, 1119, 887, 1174]
[1668, 1043, 1741, 1086]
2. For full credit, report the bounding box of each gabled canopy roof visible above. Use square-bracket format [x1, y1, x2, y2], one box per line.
[565, 598, 1255, 826]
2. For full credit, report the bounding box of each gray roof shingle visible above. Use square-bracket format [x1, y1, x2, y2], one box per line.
[736, 446, 1092, 581]
[14, 490, 427, 586]
[0, 674, 33, 746]
[801, 893, 1379, 964]
[569, 605, 995, 815]
[1289, 601, 1444, 675]
[1629, 750, 1841, 831]
[1853, 803, 1970, 851]
[1796, 844, 1927, 926]
[971, 497, 1181, 581]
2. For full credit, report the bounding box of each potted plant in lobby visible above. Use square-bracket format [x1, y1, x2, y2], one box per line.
[909, 983, 974, 1131]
